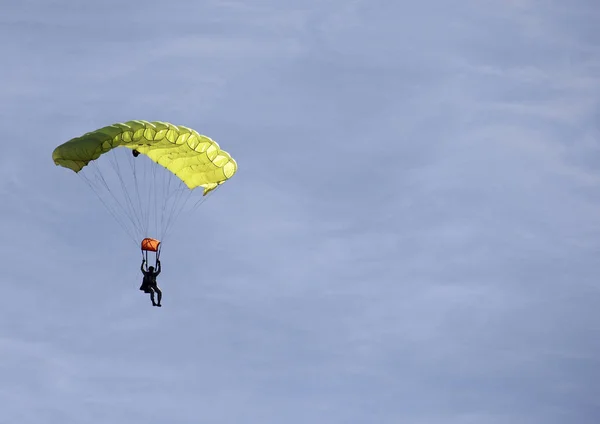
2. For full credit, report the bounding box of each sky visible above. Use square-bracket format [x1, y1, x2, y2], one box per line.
[1, 0, 600, 423]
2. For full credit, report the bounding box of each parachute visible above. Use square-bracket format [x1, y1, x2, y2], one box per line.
[52, 120, 237, 261]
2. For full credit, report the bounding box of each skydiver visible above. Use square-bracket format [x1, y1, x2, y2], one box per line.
[140, 259, 162, 307]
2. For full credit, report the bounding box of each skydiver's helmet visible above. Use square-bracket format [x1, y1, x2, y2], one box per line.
[149, 266, 154, 272]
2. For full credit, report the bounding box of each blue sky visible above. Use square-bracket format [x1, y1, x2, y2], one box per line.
[1, 0, 600, 423]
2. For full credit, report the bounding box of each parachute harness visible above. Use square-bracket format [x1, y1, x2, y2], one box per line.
[141, 237, 161, 269]
[142, 244, 161, 269]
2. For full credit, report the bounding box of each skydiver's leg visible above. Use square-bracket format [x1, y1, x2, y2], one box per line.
[155, 286, 162, 307]
[149, 289, 157, 306]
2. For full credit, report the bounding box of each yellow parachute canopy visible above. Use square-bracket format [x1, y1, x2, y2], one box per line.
[52, 120, 237, 247]
[52, 120, 237, 195]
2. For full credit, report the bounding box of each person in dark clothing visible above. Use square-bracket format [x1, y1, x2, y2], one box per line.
[140, 259, 162, 307]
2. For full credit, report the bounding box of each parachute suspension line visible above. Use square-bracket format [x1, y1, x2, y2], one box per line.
[121, 150, 144, 237]
[161, 176, 191, 243]
[161, 185, 221, 246]
[145, 157, 192, 244]
[128, 148, 147, 239]
[160, 165, 176, 239]
[128, 151, 189, 245]
[99, 154, 140, 244]
[107, 149, 143, 237]
[162, 188, 193, 245]
[140, 155, 154, 240]
[159, 162, 170, 240]
[79, 148, 224, 250]
[141, 248, 158, 269]
[88, 159, 139, 243]
[99, 151, 136, 236]
[152, 159, 159, 240]
[151, 159, 157, 241]
[78, 166, 138, 246]
[191, 185, 220, 211]
[158, 160, 172, 240]
[165, 181, 185, 234]
[141, 241, 160, 268]
[142, 151, 151, 239]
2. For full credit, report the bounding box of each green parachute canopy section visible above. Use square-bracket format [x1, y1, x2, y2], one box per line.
[52, 120, 237, 195]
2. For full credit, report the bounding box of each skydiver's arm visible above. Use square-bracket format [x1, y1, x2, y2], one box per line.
[141, 260, 147, 274]
[155, 260, 161, 275]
